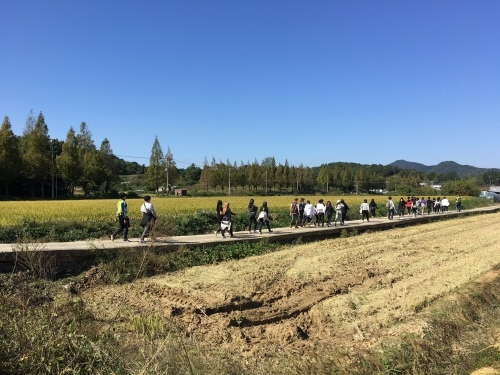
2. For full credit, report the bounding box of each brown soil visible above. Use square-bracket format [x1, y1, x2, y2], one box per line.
[81, 213, 500, 363]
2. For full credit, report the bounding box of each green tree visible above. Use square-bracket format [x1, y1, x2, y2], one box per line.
[317, 165, 330, 192]
[99, 138, 119, 193]
[56, 127, 82, 195]
[0, 116, 22, 196]
[165, 146, 179, 194]
[21, 111, 51, 197]
[145, 136, 166, 193]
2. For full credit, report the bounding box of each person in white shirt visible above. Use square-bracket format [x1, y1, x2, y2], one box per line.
[441, 197, 450, 213]
[140, 195, 157, 243]
[315, 199, 326, 227]
[360, 199, 370, 223]
[303, 200, 314, 227]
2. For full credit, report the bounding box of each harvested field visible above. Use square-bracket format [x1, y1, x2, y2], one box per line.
[81, 212, 500, 372]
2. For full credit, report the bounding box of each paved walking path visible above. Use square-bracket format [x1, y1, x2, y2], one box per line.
[0, 206, 498, 263]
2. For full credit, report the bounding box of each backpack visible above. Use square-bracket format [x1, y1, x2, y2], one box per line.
[290, 202, 298, 214]
[385, 200, 390, 208]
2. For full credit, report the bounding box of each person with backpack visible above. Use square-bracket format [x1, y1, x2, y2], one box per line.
[139, 195, 157, 244]
[386, 196, 395, 220]
[247, 198, 258, 233]
[369, 198, 378, 219]
[111, 192, 130, 242]
[298, 198, 305, 227]
[257, 201, 273, 234]
[325, 200, 334, 227]
[289, 198, 300, 228]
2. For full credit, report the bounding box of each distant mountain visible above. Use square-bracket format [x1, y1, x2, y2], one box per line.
[388, 160, 500, 178]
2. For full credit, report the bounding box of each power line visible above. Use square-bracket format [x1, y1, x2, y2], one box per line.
[114, 154, 201, 168]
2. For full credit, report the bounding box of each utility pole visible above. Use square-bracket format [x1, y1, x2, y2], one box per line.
[51, 140, 55, 199]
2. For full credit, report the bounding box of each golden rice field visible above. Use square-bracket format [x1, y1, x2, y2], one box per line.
[0, 195, 394, 226]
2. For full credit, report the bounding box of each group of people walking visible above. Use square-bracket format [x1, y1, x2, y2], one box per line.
[111, 193, 157, 243]
[385, 196, 462, 220]
[288, 197, 356, 227]
[215, 199, 274, 238]
[110, 194, 464, 242]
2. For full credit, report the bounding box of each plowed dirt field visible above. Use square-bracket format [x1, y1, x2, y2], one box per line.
[81, 212, 500, 367]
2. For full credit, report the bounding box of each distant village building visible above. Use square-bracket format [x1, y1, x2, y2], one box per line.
[174, 189, 187, 196]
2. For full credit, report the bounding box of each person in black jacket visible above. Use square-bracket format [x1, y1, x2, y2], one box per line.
[221, 202, 237, 238]
[325, 200, 334, 227]
[369, 199, 378, 219]
[257, 201, 273, 234]
[215, 200, 223, 237]
[340, 199, 349, 225]
[247, 198, 258, 233]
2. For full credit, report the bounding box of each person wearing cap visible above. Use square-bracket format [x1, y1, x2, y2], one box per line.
[111, 192, 130, 242]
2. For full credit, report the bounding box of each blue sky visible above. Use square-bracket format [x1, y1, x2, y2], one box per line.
[1, 1, 499, 169]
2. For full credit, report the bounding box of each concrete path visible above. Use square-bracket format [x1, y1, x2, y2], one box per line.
[0, 206, 498, 263]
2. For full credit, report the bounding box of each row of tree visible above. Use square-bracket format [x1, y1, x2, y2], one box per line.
[1, 111, 497, 198]
[0, 112, 120, 197]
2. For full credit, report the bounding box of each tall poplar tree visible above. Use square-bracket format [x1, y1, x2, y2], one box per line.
[21, 111, 51, 197]
[0, 116, 21, 196]
[145, 136, 165, 193]
[57, 127, 81, 195]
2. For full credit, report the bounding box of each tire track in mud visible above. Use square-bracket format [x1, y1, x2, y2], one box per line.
[143, 268, 389, 327]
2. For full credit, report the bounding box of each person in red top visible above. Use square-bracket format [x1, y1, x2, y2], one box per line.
[405, 196, 412, 216]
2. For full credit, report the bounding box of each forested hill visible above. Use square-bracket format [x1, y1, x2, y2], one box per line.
[388, 160, 500, 178]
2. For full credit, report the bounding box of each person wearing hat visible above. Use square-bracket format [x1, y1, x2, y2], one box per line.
[111, 192, 130, 242]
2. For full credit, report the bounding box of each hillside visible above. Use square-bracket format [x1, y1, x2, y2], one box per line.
[389, 159, 500, 177]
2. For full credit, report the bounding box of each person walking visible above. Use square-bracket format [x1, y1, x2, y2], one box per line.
[456, 196, 462, 212]
[221, 202, 236, 238]
[325, 201, 334, 227]
[289, 198, 300, 228]
[303, 200, 314, 227]
[369, 198, 378, 219]
[426, 197, 433, 214]
[316, 199, 326, 227]
[247, 198, 258, 233]
[441, 196, 450, 213]
[419, 197, 427, 215]
[340, 199, 349, 225]
[298, 198, 305, 227]
[360, 199, 370, 223]
[257, 201, 273, 234]
[405, 197, 412, 216]
[386, 196, 395, 220]
[215, 200, 224, 237]
[139, 195, 157, 243]
[334, 200, 344, 226]
[398, 197, 405, 219]
[111, 192, 130, 242]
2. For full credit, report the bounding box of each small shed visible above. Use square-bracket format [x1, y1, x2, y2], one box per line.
[174, 189, 187, 196]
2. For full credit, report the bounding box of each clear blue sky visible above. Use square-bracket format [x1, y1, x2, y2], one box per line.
[1, 1, 499, 169]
